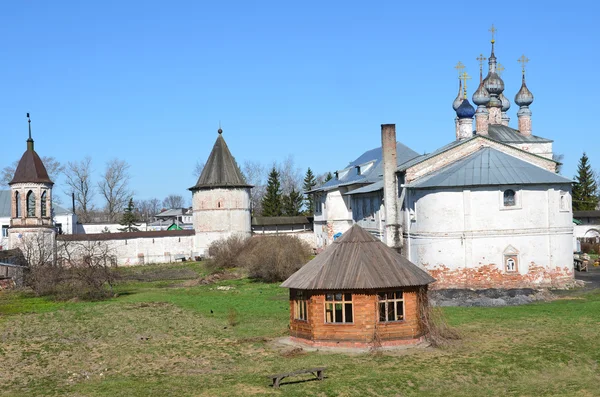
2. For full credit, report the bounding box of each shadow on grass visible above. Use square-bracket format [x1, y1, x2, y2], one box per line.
[269, 376, 328, 388]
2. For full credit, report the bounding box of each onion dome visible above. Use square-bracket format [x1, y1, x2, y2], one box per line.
[472, 82, 490, 106]
[515, 78, 534, 106]
[452, 80, 463, 111]
[456, 98, 476, 119]
[483, 72, 504, 95]
[500, 92, 511, 112]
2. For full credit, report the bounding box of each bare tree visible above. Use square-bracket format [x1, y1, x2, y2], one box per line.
[163, 194, 185, 209]
[193, 161, 205, 180]
[64, 157, 95, 222]
[134, 198, 162, 221]
[242, 160, 266, 215]
[553, 153, 565, 174]
[2, 156, 64, 187]
[98, 159, 132, 222]
[278, 155, 303, 196]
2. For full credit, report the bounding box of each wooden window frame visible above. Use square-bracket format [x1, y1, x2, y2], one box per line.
[293, 290, 308, 321]
[324, 292, 353, 324]
[378, 291, 405, 323]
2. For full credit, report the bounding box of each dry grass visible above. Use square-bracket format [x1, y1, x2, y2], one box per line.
[1, 264, 599, 396]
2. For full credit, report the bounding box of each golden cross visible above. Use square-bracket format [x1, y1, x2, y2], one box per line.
[497, 63, 505, 76]
[518, 54, 529, 75]
[476, 53, 487, 81]
[489, 24, 497, 43]
[460, 71, 471, 99]
[454, 61, 465, 78]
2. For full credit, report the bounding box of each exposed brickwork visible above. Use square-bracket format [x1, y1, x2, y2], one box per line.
[288, 287, 425, 347]
[427, 263, 575, 290]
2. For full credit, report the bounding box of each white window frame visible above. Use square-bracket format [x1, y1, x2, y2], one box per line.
[559, 190, 570, 212]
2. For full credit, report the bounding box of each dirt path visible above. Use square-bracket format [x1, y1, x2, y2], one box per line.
[574, 265, 600, 290]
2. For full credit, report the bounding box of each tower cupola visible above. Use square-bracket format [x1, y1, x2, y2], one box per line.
[515, 54, 534, 136]
[483, 25, 504, 124]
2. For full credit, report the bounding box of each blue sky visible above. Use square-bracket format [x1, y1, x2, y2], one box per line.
[1, 1, 597, 204]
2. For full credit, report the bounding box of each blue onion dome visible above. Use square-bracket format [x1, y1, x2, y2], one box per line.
[500, 92, 511, 111]
[483, 72, 505, 95]
[456, 98, 476, 118]
[472, 82, 490, 106]
[452, 80, 463, 111]
[515, 79, 534, 106]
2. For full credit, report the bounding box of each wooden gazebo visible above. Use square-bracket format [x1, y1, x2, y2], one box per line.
[281, 225, 435, 348]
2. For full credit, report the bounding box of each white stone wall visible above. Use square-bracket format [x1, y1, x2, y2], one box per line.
[404, 185, 573, 286]
[510, 142, 553, 160]
[76, 223, 149, 234]
[60, 234, 195, 266]
[192, 187, 251, 255]
[574, 225, 600, 239]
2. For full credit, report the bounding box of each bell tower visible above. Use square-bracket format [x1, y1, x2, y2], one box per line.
[8, 114, 56, 263]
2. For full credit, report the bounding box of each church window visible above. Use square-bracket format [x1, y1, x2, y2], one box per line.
[26, 191, 36, 217]
[325, 292, 353, 323]
[505, 256, 518, 272]
[559, 191, 569, 211]
[217, 199, 224, 208]
[355, 165, 361, 175]
[293, 290, 308, 321]
[41, 191, 47, 217]
[1, 225, 8, 237]
[503, 189, 516, 207]
[15, 192, 20, 217]
[378, 291, 404, 322]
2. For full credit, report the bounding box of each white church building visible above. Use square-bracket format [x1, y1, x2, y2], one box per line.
[311, 37, 575, 289]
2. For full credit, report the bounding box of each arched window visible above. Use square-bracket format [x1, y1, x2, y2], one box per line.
[503, 189, 516, 207]
[27, 191, 36, 217]
[41, 191, 47, 217]
[15, 191, 20, 217]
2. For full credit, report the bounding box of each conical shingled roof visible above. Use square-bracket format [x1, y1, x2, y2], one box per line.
[9, 143, 53, 185]
[189, 131, 251, 190]
[281, 224, 435, 290]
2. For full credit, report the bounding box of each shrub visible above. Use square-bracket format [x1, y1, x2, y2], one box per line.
[239, 235, 311, 282]
[206, 234, 250, 272]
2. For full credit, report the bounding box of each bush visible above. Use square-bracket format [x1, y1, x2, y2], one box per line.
[581, 242, 600, 255]
[206, 234, 250, 272]
[239, 235, 311, 282]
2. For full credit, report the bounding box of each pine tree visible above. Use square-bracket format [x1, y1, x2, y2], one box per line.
[302, 167, 317, 215]
[119, 198, 141, 232]
[324, 172, 333, 183]
[261, 167, 283, 216]
[283, 188, 304, 216]
[572, 152, 599, 211]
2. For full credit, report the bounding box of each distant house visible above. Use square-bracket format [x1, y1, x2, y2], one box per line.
[281, 225, 434, 348]
[573, 211, 600, 239]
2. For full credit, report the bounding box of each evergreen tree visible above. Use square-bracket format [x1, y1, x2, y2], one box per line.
[283, 188, 304, 216]
[324, 171, 333, 183]
[261, 167, 283, 216]
[572, 152, 599, 211]
[302, 167, 317, 215]
[119, 198, 141, 232]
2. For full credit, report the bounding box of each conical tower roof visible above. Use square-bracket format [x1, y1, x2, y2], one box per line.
[281, 224, 435, 290]
[9, 121, 53, 185]
[189, 129, 251, 190]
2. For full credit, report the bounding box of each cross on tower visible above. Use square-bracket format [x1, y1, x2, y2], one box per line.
[497, 63, 505, 76]
[476, 54, 487, 81]
[489, 24, 497, 43]
[518, 54, 529, 75]
[454, 61, 465, 78]
[460, 71, 471, 99]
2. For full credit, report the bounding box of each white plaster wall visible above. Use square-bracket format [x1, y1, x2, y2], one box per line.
[510, 142, 553, 160]
[77, 223, 149, 234]
[406, 185, 573, 273]
[94, 235, 194, 266]
[574, 225, 600, 238]
[192, 187, 251, 254]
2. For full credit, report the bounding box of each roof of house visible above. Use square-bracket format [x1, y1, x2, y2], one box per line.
[57, 229, 195, 241]
[252, 216, 311, 226]
[0, 190, 72, 218]
[281, 224, 435, 290]
[189, 132, 251, 190]
[310, 141, 420, 193]
[486, 124, 552, 144]
[406, 147, 572, 189]
[155, 208, 191, 218]
[573, 211, 600, 218]
[9, 145, 53, 185]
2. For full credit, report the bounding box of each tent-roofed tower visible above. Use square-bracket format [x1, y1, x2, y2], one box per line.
[282, 224, 435, 348]
[189, 128, 252, 254]
[8, 114, 56, 260]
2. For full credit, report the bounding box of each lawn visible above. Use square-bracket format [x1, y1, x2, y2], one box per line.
[1, 263, 599, 397]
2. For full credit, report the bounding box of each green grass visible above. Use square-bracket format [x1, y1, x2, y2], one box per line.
[1, 263, 599, 396]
